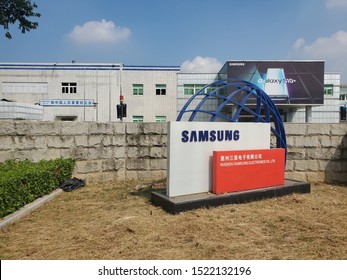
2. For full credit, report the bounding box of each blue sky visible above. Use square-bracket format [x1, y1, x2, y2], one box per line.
[1, 0, 347, 81]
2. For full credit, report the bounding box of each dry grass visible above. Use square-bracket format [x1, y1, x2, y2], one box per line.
[0, 180, 346, 260]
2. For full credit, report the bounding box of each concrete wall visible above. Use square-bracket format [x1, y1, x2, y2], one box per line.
[0, 121, 346, 185]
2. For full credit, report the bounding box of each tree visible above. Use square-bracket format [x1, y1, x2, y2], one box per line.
[0, 0, 41, 39]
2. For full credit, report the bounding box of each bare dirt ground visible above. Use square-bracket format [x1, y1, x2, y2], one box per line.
[0, 180, 346, 260]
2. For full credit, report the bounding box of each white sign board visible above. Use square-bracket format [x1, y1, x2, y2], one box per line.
[40, 99, 95, 107]
[167, 122, 271, 197]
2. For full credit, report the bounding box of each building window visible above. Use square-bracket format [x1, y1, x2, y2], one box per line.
[206, 86, 218, 94]
[324, 84, 333, 95]
[155, 116, 166, 122]
[133, 115, 144, 122]
[62, 82, 77, 94]
[184, 84, 205, 95]
[340, 86, 347, 100]
[156, 84, 166, 95]
[184, 84, 194, 95]
[133, 84, 144, 95]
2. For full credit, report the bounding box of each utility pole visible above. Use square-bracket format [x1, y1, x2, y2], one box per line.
[117, 64, 126, 121]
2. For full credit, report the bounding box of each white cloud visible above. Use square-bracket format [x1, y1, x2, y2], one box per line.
[326, 0, 347, 8]
[180, 56, 222, 73]
[292, 30, 347, 57]
[68, 19, 131, 44]
[292, 38, 306, 50]
[291, 31, 347, 81]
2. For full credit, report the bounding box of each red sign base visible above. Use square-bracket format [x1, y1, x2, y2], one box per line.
[212, 148, 285, 194]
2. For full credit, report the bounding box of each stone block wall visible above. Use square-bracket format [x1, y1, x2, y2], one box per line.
[0, 121, 167, 183]
[285, 123, 347, 184]
[0, 121, 346, 184]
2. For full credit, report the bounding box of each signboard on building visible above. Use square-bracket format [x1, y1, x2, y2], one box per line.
[167, 121, 270, 197]
[40, 99, 95, 107]
[226, 61, 324, 105]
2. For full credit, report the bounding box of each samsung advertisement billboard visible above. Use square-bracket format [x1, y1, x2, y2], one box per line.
[225, 61, 324, 105]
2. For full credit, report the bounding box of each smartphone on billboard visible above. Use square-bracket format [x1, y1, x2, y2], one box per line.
[264, 68, 289, 102]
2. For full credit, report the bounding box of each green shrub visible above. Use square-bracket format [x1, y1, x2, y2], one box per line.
[0, 158, 75, 218]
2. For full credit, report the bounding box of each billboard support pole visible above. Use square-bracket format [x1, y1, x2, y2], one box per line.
[305, 106, 312, 123]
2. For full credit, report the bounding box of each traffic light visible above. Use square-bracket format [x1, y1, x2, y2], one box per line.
[117, 103, 127, 119]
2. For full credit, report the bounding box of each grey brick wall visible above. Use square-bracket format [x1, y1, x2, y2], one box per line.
[0, 121, 346, 184]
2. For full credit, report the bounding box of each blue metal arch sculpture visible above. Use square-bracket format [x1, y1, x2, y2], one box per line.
[177, 79, 287, 158]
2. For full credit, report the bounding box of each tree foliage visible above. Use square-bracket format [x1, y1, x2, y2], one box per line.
[0, 0, 41, 39]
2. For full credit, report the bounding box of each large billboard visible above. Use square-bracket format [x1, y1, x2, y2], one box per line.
[226, 61, 324, 105]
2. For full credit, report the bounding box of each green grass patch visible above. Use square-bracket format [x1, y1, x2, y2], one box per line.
[0, 158, 75, 218]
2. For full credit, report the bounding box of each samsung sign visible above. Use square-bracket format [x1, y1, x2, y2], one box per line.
[167, 122, 270, 197]
[181, 129, 240, 143]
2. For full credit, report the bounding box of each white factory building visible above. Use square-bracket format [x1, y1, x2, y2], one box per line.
[0, 63, 179, 122]
[0, 61, 342, 123]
